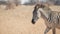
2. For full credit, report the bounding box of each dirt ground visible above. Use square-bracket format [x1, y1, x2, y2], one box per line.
[0, 5, 60, 34]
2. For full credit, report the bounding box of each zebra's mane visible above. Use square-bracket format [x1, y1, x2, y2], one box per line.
[38, 6, 51, 19]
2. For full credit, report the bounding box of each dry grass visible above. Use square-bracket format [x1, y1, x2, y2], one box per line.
[0, 5, 60, 34]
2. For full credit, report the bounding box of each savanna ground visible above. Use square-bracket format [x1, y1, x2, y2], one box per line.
[0, 5, 60, 34]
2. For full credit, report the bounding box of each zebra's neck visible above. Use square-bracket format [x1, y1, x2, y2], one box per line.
[39, 8, 51, 20]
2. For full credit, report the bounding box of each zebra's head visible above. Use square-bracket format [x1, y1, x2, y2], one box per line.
[31, 4, 49, 24]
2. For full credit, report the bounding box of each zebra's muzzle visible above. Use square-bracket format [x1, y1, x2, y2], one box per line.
[31, 19, 36, 24]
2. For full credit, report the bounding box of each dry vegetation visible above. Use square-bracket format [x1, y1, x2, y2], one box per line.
[0, 5, 60, 34]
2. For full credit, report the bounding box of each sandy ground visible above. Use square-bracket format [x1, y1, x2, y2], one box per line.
[0, 5, 60, 34]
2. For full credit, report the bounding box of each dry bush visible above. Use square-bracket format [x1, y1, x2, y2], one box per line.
[5, 0, 19, 10]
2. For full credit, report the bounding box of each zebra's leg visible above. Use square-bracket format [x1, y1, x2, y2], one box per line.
[44, 27, 51, 34]
[52, 28, 56, 34]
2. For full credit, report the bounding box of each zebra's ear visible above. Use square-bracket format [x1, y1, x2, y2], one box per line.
[34, 4, 40, 9]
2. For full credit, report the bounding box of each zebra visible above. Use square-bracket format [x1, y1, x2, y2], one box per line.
[31, 3, 60, 34]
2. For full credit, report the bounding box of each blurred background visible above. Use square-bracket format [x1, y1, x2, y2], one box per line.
[0, 0, 60, 34]
[0, 0, 60, 5]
